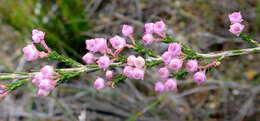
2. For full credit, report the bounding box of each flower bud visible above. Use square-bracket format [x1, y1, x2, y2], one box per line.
[22, 44, 40, 61]
[142, 33, 154, 45]
[32, 29, 45, 43]
[168, 58, 183, 72]
[186, 59, 198, 72]
[154, 20, 166, 33]
[38, 79, 55, 91]
[158, 67, 170, 79]
[164, 78, 177, 91]
[93, 77, 105, 90]
[134, 56, 145, 68]
[40, 65, 55, 78]
[82, 52, 95, 64]
[109, 35, 126, 49]
[123, 66, 134, 78]
[127, 55, 136, 66]
[32, 72, 44, 86]
[168, 43, 182, 56]
[144, 23, 154, 34]
[131, 68, 145, 80]
[106, 70, 113, 80]
[228, 12, 243, 24]
[161, 51, 173, 64]
[97, 55, 111, 70]
[122, 24, 134, 37]
[229, 23, 244, 36]
[193, 71, 207, 84]
[155, 81, 165, 93]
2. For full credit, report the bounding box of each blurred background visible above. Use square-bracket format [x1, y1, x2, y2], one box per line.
[0, 0, 260, 121]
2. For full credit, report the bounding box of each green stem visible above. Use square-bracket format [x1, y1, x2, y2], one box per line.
[47, 51, 83, 67]
[239, 33, 260, 47]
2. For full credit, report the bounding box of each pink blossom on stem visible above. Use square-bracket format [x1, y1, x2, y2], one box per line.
[82, 52, 95, 64]
[22, 44, 40, 61]
[123, 66, 134, 78]
[193, 71, 207, 84]
[40, 65, 55, 78]
[38, 79, 55, 91]
[229, 12, 243, 24]
[164, 78, 177, 91]
[109, 35, 126, 50]
[144, 23, 154, 34]
[186, 59, 198, 72]
[161, 51, 173, 64]
[142, 33, 154, 45]
[122, 24, 134, 37]
[134, 56, 145, 68]
[127, 55, 136, 66]
[158, 67, 170, 79]
[32, 29, 45, 43]
[97, 55, 111, 70]
[155, 81, 165, 93]
[168, 58, 183, 72]
[95, 38, 108, 54]
[106, 70, 113, 81]
[154, 20, 166, 35]
[229, 23, 244, 36]
[131, 68, 145, 80]
[93, 77, 106, 90]
[32, 72, 44, 86]
[168, 43, 182, 56]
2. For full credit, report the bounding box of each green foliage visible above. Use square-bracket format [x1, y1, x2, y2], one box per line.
[162, 36, 179, 43]
[239, 33, 260, 47]
[48, 51, 83, 67]
[146, 60, 163, 68]
[57, 71, 82, 84]
[132, 43, 159, 57]
[112, 74, 127, 84]
[0, 0, 91, 58]
[171, 69, 188, 80]
[6, 79, 28, 91]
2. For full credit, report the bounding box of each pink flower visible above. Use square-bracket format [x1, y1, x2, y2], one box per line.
[193, 71, 207, 84]
[86, 38, 107, 53]
[109, 35, 126, 50]
[82, 52, 95, 64]
[37, 89, 50, 97]
[134, 56, 145, 68]
[142, 34, 154, 45]
[32, 72, 44, 86]
[158, 67, 170, 79]
[93, 77, 106, 90]
[32, 29, 45, 43]
[106, 70, 113, 80]
[161, 51, 173, 64]
[40, 65, 55, 78]
[97, 55, 111, 70]
[131, 68, 145, 80]
[38, 79, 55, 91]
[164, 78, 177, 91]
[186, 59, 198, 72]
[229, 12, 243, 24]
[86, 39, 97, 52]
[168, 43, 182, 56]
[123, 66, 134, 78]
[127, 55, 136, 66]
[122, 24, 134, 37]
[229, 23, 244, 36]
[154, 20, 166, 33]
[144, 23, 154, 34]
[168, 58, 183, 72]
[155, 81, 165, 93]
[22, 44, 40, 61]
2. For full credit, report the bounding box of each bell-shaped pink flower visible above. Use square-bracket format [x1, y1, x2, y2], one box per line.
[86, 39, 97, 52]
[158, 67, 170, 79]
[132, 68, 145, 80]
[164, 78, 177, 91]
[127, 55, 136, 66]
[82, 52, 95, 64]
[97, 55, 110, 70]
[229, 12, 243, 24]
[122, 24, 134, 37]
[95, 38, 108, 54]
[154, 20, 166, 33]
[142, 33, 154, 45]
[193, 71, 207, 84]
[144, 23, 154, 34]
[168, 58, 183, 72]
[168, 43, 182, 56]
[186, 59, 198, 72]
[229, 23, 244, 36]
[32, 72, 44, 86]
[161, 51, 173, 64]
[106, 70, 113, 80]
[155, 81, 165, 93]
[123, 66, 134, 78]
[38, 79, 55, 91]
[32, 29, 45, 43]
[109, 35, 126, 50]
[22, 44, 40, 61]
[134, 56, 145, 68]
[40, 65, 55, 78]
[93, 77, 106, 90]
[37, 89, 50, 97]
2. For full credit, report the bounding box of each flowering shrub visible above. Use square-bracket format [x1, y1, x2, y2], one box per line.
[0, 11, 259, 98]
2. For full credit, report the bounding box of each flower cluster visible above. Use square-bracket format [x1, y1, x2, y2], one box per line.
[228, 12, 245, 36]
[123, 55, 145, 80]
[32, 65, 57, 97]
[22, 29, 50, 61]
[142, 20, 166, 45]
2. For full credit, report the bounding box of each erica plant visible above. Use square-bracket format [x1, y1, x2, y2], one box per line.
[0, 11, 259, 98]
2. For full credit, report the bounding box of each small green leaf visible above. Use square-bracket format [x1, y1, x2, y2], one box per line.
[48, 51, 83, 67]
